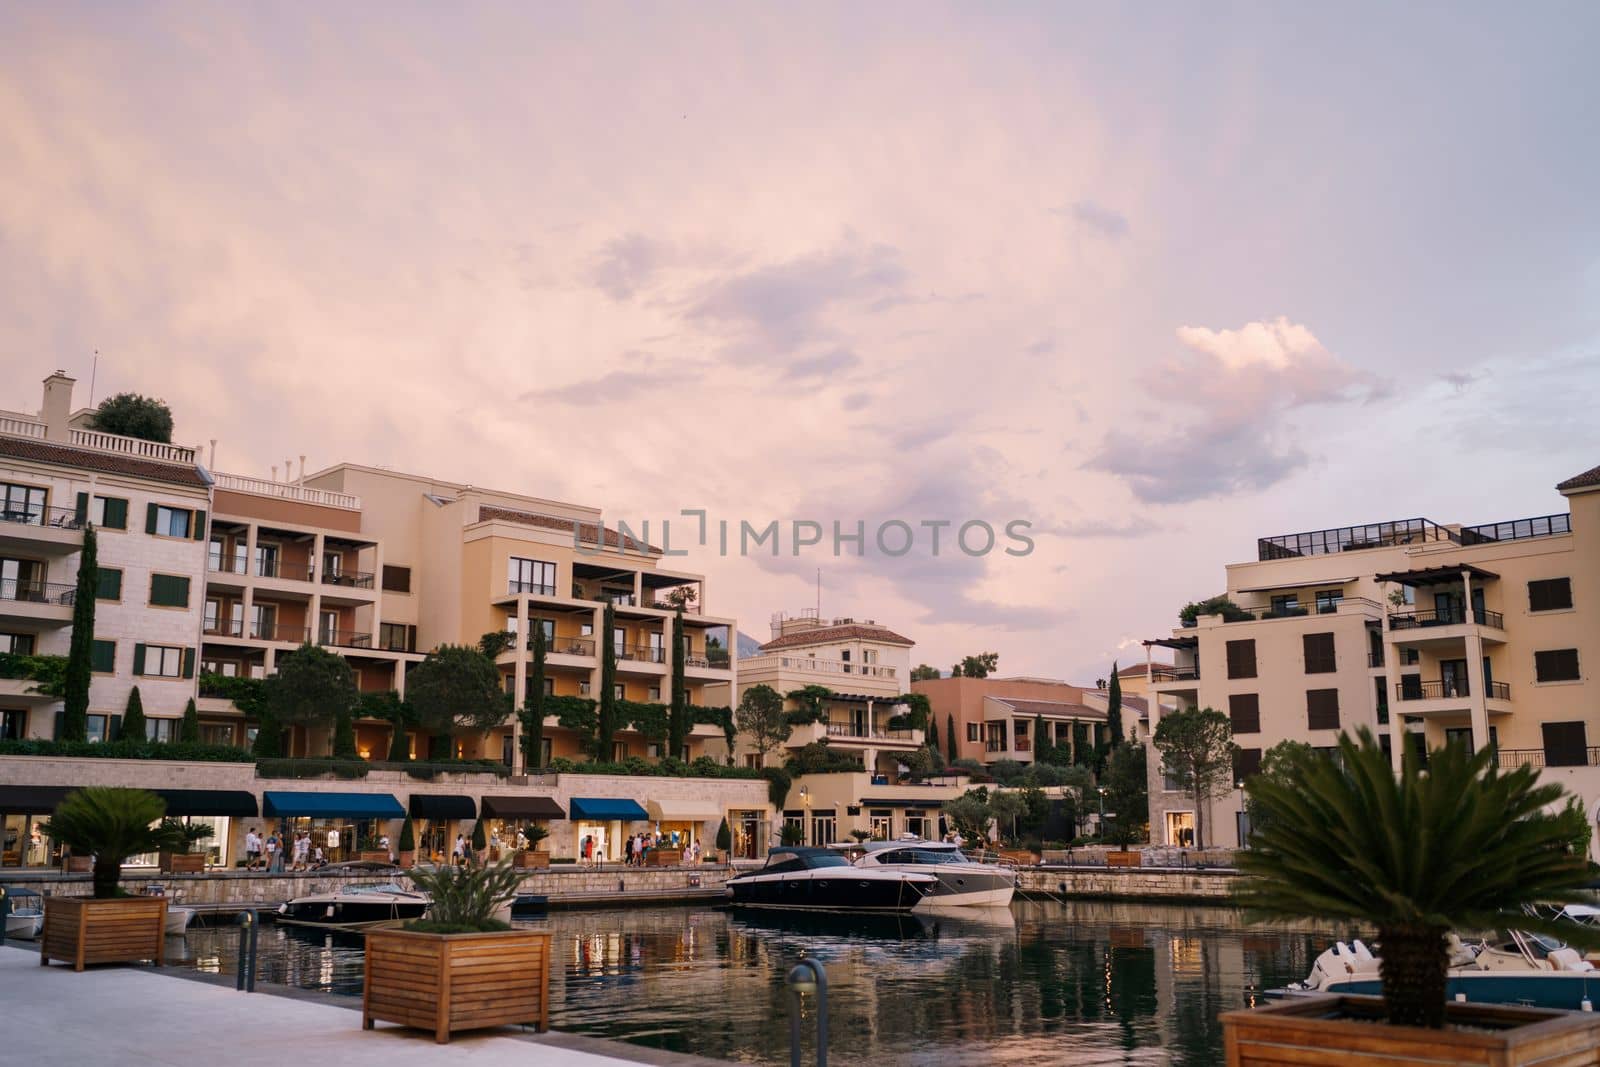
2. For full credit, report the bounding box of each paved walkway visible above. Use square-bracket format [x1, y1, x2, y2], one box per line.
[0, 944, 713, 1066]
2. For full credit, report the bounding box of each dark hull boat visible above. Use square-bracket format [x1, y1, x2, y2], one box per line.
[276, 882, 429, 931]
[727, 847, 936, 913]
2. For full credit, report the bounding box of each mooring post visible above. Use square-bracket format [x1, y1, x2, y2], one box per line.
[236, 909, 259, 992]
[786, 956, 829, 1067]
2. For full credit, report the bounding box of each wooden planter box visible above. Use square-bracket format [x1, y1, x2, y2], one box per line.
[159, 852, 205, 874]
[364, 928, 552, 1044]
[645, 849, 683, 867]
[997, 849, 1039, 866]
[41, 896, 167, 972]
[64, 856, 92, 873]
[358, 850, 392, 864]
[513, 850, 549, 869]
[1107, 850, 1142, 868]
[1222, 994, 1600, 1066]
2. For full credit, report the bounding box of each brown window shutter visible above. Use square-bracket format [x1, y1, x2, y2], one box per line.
[1535, 649, 1581, 683]
[1306, 689, 1340, 731]
[1302, 632, 1337, 674]
[1228, 693, 1261, 734]
[1226, 640, 1257, 679]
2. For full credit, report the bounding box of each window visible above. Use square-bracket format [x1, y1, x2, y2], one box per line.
[966, 723, 980, 742]
[613, 627, 627, 657]
[1306, 688, 1340, 731]
[147, 717, 179, 743]
[0, 483, 46, 524]
[1542, 721, 1588, 768]
[1233, 747, 1262, 781]
[744, 753, 763, 769]
[85, 714, 109, 744]
[251, 603, 277, 640]
[1529, 578, 1573, 613]
[611, 741, 627, 761]
[1374, 676, 1389, 725]
[136, 644, 189, 678]
[1226, 640, 1257, 679]
[580, 622, 594, 637]
[869, 809, 893, 840]
[379, 623, 413, 652]
[841, 649, 852, 673]
[1535, 649, 1581, 682]
[1315, 589, 1344, 614]
[509, 557, 556, 596]
[319, 611, 339, 644]
[87, 495, 128, 530]
[1, 557, 42, 600]
[0, 709, 26, 740]
[0, 632, 35, 654]
[255, 543, 279, 577]
[94, 567, 122, 601]
[648, 686, 661, 701]
[322, 551, 342, 579]
[612, 683, 625, 700]
[90, 640, 115, 673]
[1303, 632, 1337, 674]
[1228, 693, 1261, 734]
[200, 724, 235, 746]
[149, 573, 191, 608]
[543, 677, 555, 696]
[1270, 594, 1300, 615]
[202, 659, 239, 677]
[863, 649, 878, 664]
[381, 565, 412, 593]
[149, 505, 192, 538]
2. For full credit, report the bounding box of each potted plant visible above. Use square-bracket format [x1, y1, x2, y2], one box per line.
[471, 818, 488, 864]
[357, 831, 390, 864]
[157, 818, 213, 874]
[397, 818, 417, 868]
[40, 787, 182, 970]
[364, 859, 551, 1043]
[715, 818, 733, 863]
[1225, 728, 1600, 1065]
[514, 824, 550, 869]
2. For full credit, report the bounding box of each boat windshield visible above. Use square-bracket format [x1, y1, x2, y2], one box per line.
[871, 847, 968, 865]
[762, 850, 853, 873]
[344, 882, 412, 895]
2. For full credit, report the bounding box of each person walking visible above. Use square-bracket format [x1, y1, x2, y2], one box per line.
[453, 833, 467, 865]
[265, 831, 281, 873]
[624, 834, 636, 867]
[581, 834, 593, 867]
[378, 832, 392, 864]
[244, 827, 262, 871]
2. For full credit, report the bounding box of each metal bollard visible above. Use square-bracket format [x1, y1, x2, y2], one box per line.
[235, 909, 259, 992]
[786, 957, 829, 1067]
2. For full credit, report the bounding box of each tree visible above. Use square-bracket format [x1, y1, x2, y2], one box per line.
[1243, 739, 1315, 841]
[1031, 713, 1052, 765]
[1101, 742, 1149, 847]
[1152, 707, 1236, 849]
[179, 697, 200, 744]
[42, 787, 184, 898]
[715, 818, 732, 856]
[910, 664, 940, 681]
[252, 715, 285, 757]
[927, 714, 939, 753]
[597, 603, 617, 759]
[399, 817, 416, 857]
[785, 684, 831, 724]
[953, 652, 998, 679]
[521, 624, 546, 769]
[471, 817, 487, 854]
[119, 686, 147, 742]
[662, 585, 698, 611]
[669, 609, 688, 759]
[407, 644, 507, 756]
[942, 790, 992, 842]
[735, 684, 790, 766]
[387, 708, 411, 762]
[1105, 663, 1123, 749]
[92, 392, 174, 443]
[60, 526, 97, 742]
[1239, 729, 1599, 1029]
[989, 790, 1028, 843]
[263, 643, 359, 738]
[946, 713, 958, 765]
[332, 706, 358, 759]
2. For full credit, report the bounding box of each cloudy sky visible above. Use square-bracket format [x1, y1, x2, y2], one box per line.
[3, 3, 1597, 681]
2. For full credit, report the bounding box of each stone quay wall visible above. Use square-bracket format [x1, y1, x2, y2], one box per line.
[1018, 865, 1239, 903]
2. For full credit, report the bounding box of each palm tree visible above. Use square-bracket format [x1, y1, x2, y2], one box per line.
[42, 787, 182, 898]
[1237, 728, 1597, 1029]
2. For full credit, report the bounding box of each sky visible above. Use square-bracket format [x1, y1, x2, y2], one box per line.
[3, 3, 1598, 683]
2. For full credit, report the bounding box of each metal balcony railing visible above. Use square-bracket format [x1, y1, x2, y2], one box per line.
[208, 553, 248, 575]
[257, 558, 313, 581]
[321, 570, 375, 589]
[825, 722, 919, 742]
[1395, 679, 1511, 701]
[253, 623, 311, 643]
[0, 579, 75, 605]
[508, 580, 558, 596]
[1150, 664, 1201, 682]
[1460, 513, 1571, 545]
[0, 504, 83, 530]
[204, 619, 245, 638]
[319, 629, 372, 649]
[546, 635, 596, 657]
[1389, 607, 1504, 630]
[1497, 747, 1600, 770]
[614, 643, 666, 663]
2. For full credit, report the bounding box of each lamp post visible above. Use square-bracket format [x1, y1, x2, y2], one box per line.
[799, 786, 811, 846]
[1235, 780, 1247, 848]
[1097, 787, 1107, 836]
[786, 956, 829, 1067]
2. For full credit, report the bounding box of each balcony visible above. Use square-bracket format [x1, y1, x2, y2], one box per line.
[1388, 607, 1504, 631]
[318, 629, 373, 650]
[68, 428, 196, 465]
[1150, 664, 1201, 682]
[739, 652, 894, 679]
[253, 622, 311, 643]
[1460, 513, 1571, 546]
[1258, 517, 1457, 561]
[0, 505, 84, 555]
[616, 643, 666, 664]
[212, 471, 362, 510]
[548, 635, 596, 658]
[203, 619, 245, 638]
[0, 579, 75, 625]
[1497, 748, 1600, 770]
[824, 721, 922, 746]
[208, 554, 249, 576]
[508, 580, 558, 597]
[685, 650, 733, 671]
[321, 570, 375, 590]
[257, 558, 314, 581]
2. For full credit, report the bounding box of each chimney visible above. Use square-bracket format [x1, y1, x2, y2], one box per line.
[40, 370, 75, 442]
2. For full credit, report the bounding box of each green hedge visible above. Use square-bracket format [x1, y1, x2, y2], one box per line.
[0, 652, 68, 697]
[543, 754, 762, 780]
[0, 738, 253, 762]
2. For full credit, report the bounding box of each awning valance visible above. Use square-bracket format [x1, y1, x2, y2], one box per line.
[481, 795, 566, 820]
[859, 798, 948, 809]
[262, 791, 405, 819]
[568, 797, 649, 821]
[0, 785, 73, 814]
[645, 799, 722, 822]
[153, 789, 258, 817]
[408, 794, 476, 820]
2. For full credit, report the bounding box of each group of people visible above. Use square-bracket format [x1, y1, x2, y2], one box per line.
[243, 827, 337, 872]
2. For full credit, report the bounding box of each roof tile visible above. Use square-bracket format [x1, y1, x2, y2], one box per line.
[477, 504, 661, 552]
[1556, 463, 1600, 493]
[0, 434, 208, 487]
[759, 623, 915, 652]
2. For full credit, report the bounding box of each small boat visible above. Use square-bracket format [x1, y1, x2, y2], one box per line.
[726, 846, 937, 913]
[1276, 931, 1600, 1011]
[276, 882, 429, 931]
[165, 904, 196, 935]
[5, 887, 43, 940]
[851, 838, 1017, 909]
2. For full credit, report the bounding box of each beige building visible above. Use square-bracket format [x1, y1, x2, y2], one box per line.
[913, 675, 1142, 766]
[1143, 466, 1596, 851]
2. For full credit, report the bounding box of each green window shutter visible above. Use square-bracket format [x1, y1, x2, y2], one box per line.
[90, 640, 115, 673]
[145, 503, 159, 534]
[133, 643, 147, 676]
[104, 497, 128, 530]
[95, 568, 121, 601]
[54, 712, 65, 740]
[192, 509, 207, 540]
[182, 647, 196, 679]
[149, 574, 191, 608]
[75, 492, 88, 524]
[173, 575, 190, 606]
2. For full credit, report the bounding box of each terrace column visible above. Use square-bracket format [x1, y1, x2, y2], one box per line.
[511, 595, 529, 774]
[1462, 570, 1490, 755]
[370, 541, 384, 645]
[309, 532, 326, 645]
[1383, 584, 1406, 773]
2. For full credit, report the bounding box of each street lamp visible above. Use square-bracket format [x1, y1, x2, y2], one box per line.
[1097, 787, 1107, 835]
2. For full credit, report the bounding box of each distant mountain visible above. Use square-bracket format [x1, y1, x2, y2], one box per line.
[737, 631, 764, 658]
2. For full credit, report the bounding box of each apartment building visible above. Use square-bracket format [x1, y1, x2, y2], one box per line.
[913, 675, 1142, 765]
[708, 610, 918, 776]
[1142, 465, 1596, 850]
[0, 372, 212, 744]
[302, 464, 737, 769]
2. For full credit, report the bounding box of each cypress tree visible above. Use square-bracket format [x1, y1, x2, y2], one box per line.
[927, 714, 939, 753]
[1106, 662, 1124, 750]
[179, 697, 200, 743]
[252, 714, 284, 758]
[387, 704, 410, 761]
[1033, 712, 1048, 765]
[523, 623, 546, 769]
[668, 608, 687, 759]
[597, 602, 617, 760]
[332, 706, 358, 759]
[60, 525, 98, 742]
[471, 817, 487, 851]
[121, 686, 147, 742]
[946, 712, 958, 765]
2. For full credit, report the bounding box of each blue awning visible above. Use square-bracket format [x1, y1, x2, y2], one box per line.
[568, 797, 649, 821]
[262, 791, 405, 819]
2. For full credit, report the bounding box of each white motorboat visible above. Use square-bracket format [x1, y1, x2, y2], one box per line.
[5, 887, 43, 940]
[165, 904, 196, 935]
[851, 839, 1017, 909]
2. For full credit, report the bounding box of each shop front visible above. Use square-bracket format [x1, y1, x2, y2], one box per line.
[0, 786, 72, 867]
[568, 796, 649, 863]
[143, 789, 258, 868]
[644, 798, 722, 861]
[408, 793, 476, 862]
[480, 794, 566, 858]
[729, 809, 769, 860]
[261, 790, 406, 865]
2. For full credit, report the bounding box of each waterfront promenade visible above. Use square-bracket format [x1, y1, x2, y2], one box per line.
[0, 944, 718, 1066]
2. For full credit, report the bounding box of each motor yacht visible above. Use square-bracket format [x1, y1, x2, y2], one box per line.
[276, 882, 429, 931]
[851, 839, 1016, 909]
[726, 847, 937, 913]
[4, 887, 42, 940]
